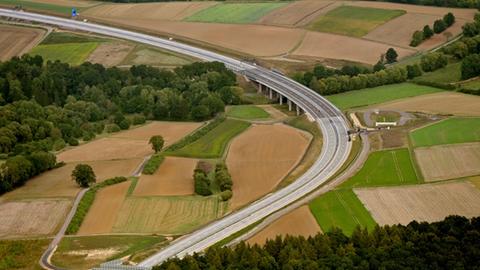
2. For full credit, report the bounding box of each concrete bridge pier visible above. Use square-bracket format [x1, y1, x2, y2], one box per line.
[296, 104, 301, 116]
[257, 83, 262, 94]
[287, 99, 292, 111]
[269, 88, 273, 99]
[279, 94, 283, 105]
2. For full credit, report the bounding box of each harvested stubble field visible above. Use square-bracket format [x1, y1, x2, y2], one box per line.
[2, 159, 142, 200]
[86, 42, 134, 67]
[0, 25, 45, 61]
[308, 6, 405, 37]
[415, 143, 480, 182]
[247, 206, 321, 246]
[57, 138, 152, 162]
[121, 46, 197, 67]
[112, 196, 228, 235]
[111, 121, 202, 146]
[0, 199, 71, 238]
[355, 181, 480, 225]
[78, 181, 131, 235]
[375, 92, 480, 116]
[83, 2, 217, 21]
[133, 157, 197, 196]
[292, 31, 414, 64]
[410, 117, 480, 147]
[227, 124, 311, 209]
[258, 1, 333, 27]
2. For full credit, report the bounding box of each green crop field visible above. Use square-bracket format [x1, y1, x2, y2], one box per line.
[339, 148, 420, 189]
[167, 119, 250, 158]
[308, 6, 405, 37]
[410, 118, 480, 147]
[414, 62, 462, 84]
[226, 105, 270, 120]
[52, 235, 166, 269]
[185, 3, 287, 24]
[326, 83, 443, 110]
[30, 42, 99, 66]
[309, 189, 376, 235]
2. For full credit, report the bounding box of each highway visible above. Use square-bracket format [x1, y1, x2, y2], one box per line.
[0, 9, 352, 269]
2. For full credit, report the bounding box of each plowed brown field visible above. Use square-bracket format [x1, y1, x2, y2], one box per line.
[134, 157, 197, 196]
[415, 143, 480, 181]
[227, 124, 310, 209]
[111, 121, 202, 146]
[292, 31, 415, 64]
[0, 199, 70, 238]
[2, 159, 141, 200]
[259, 1, 333, 27]
[374, 92, 480, 116]
[83, 2, 217, 21]
[355, 181, 480, 225]
[78, 180, 131, 235]
[247, 206, 321, 246]
[57, 138, 151, 162]
[0, 25, 45, 61]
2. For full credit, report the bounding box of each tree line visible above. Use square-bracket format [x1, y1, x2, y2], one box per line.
[411, 12, 455, 47]
[154, 215, 480, 270]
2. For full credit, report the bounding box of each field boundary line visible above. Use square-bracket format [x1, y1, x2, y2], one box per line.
[391, 151, 405, 183]
[335, 190, 361, 226]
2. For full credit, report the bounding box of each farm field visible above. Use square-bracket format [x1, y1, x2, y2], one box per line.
[375, 92, 480, 116]
[2, 159, 142, 200]
[133, 157, 197, 196]
[414, 62, 462, 84]
[309, 189, 376, 235]
[0, 24, 45, 61]
[52, 235, 166, 270]
[247, 206, 321, 246]
[111, 196, 228, 235]
[30, 42, 99, 65]
[168, 119, 250, 158]
[57, 138, 152, 162]
[258, 1, 333, 27]
[111, 121, 202, 146]
[355, 181, 480, 225]
[0, 0, 86, 14]
[0, 199, 70, 238]
[226, 105, 270, 120]
[78, 181, 131, 235]
[326, 83, 443, 110]
[86, 42, 133, 67]
[308, 6, 405, 37]
[410, 117, 480, 147]
[120, 45, 197, 67]
[227, 124, 311, 209]
[185, 3, 287, 24]
[0, 239, 50, 270]
[339, 148, 419, 189]
[415, 143, 480, 181]
[258, 105, 289, 121]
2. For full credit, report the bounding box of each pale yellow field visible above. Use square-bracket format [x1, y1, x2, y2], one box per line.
[415, 143, 480, 181]
[355, 181, 480, 225]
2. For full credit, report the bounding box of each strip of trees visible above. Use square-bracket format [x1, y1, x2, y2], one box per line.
[194, 161, 233, 201]
[154, 215, 480, 270]
[411, 13, 455, 47]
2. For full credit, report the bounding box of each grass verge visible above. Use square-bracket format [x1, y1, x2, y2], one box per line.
[410, 117, 480, 147]
[226, 105, 270, 120]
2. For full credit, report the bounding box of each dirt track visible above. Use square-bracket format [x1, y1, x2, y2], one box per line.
[134, 157, 197, 196]
[227, 124, 311, 209]
[415, 143, 480, 181]
[355, 181, 480, 225]
[247, 206, 320, 245]
[0, 25, 45, 61]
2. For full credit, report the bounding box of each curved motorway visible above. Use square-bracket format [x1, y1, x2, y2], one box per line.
[0, 9, 352, 268]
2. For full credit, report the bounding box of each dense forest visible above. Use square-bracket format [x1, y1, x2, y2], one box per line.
[155, 215, 480, 270]
[0, 56, 241, 194]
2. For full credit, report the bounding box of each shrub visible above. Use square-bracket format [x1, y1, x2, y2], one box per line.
[410, 30, 425, 47]
[194, 170, 212, 196]
[420, 52, 448, 72]
[443, 12, 455, 27]
[53, 139, 66, 151]
[423, 25, 434, 39]
[215, 163, 233, 192]
[68, 138, 79, 146]
[131, 114, 146, 125]
[220, 190, 233, 201]
[106, 124, 120, 133]
[433, 19, 447, 33]
[461, 54, 480, 80]
[142, 154, 165, 175]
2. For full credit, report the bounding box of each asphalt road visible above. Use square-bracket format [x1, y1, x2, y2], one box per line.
[0, 9, 352, 268]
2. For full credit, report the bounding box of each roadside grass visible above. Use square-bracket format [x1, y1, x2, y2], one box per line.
[459, 77, 480, 90]
[166, 119, 250, 158]
[326, 83, 443, 110]
[0, 0, 81, 14]
[30, 42, 99, 66]
[309, 189, 376, 235]
[241, 93, 272, 105]
[410, 117, 480, 147]
[308, 6, 405, 37]
[339, 148, 420, 189]
[112, 195, 228, 235]
[121, 45, 197, 68]
[0, 239, 49, 270]
[226, 105, 270, 120]
[142, 154, 165, 175]
[52, 235, 166, 270]
[41, 31, 107, 45]
[185, 2, 287, 24]
[413, 62, 462, 84]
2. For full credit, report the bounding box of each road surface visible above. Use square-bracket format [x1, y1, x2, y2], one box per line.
[0, 9, 352, 268]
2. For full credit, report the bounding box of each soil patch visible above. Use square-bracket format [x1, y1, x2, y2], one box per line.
[0, 25, 45, 61]
[227, 124, 310, 209]
[86, 42, 133, 67]
[355, 181, 480, 225]
[247, 206, 321, 246]
[134, 157, 197, 196]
